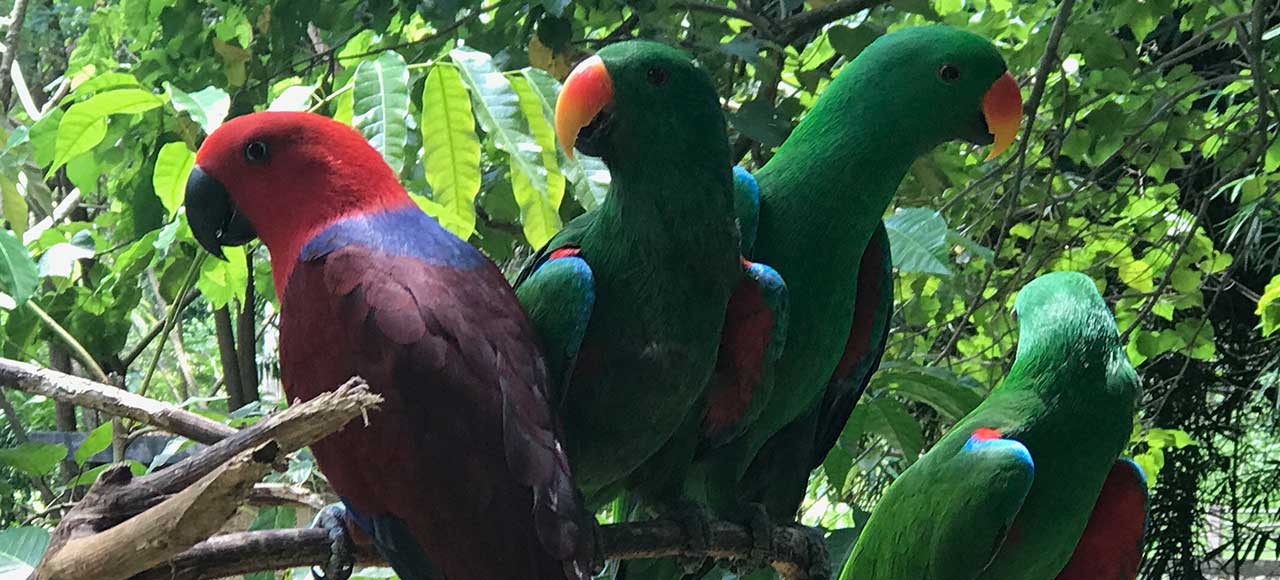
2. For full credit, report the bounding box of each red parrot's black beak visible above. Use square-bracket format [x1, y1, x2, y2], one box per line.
[185, 166, 256, 260]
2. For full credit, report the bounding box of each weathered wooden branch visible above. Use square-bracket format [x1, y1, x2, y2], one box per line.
[0, 357, 235, 444]
[34, 443, 280, 580]
[133, 519, 830, 580]
[27, 378, 379, 580]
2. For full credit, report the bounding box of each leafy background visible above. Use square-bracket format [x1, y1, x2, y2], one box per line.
[0, 0, 1276, 578]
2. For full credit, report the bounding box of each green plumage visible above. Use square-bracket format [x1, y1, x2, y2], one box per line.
[695, 25, 1015, 519]
[514, 41, 742, 504]
[840, 272, 1141, 580]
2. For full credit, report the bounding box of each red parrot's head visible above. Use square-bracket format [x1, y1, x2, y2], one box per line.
[185, 112, 408, 261]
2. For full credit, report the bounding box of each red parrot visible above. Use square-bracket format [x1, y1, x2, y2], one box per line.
[184, 112, 592, 580]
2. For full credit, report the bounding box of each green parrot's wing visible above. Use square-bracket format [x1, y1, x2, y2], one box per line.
[840, 428, 1035, 580]
[1054, 458, 1148, 580]
[700, 259, 789, 447]
[811, 221, 893, 469]
[514, 214, 597, 401]
[733, 165, 760, 255]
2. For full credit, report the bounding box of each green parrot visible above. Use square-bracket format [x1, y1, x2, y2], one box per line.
[695, 25, 1025, 523]
[839, 271, 1148, 580]
[514, 40, 788, 525]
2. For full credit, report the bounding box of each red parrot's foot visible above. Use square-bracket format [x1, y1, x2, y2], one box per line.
[797, 524, 832, 580]
[721, 502, 772, 575]
[312, 503, 356, 580]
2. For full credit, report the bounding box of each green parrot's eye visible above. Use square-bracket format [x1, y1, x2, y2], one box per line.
[647, 67, 669, 87]
[244, 141, 269, 164]
[937, 64, 961, 83]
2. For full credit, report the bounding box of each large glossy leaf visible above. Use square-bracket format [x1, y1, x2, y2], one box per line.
[0, 526, 50, 578]
[352, 51, 410, 174]
[0, 442, 66, 477]
[0, 229, 38, 308]
[510, 74, 565, 246]
[884, 207, 952, 276]
[197, 245, 248, 308]
[450, 49, 550, 210]
[0, 174, 27, 238]
[52, 88, 165, 173]
[153, 141, 196, 219]
[75, 422, 114, 466]
[520, 68, 610, 210]
[864, 397, 924, 464]
[165, 84, 231, 135]
[872, 361, 984, 421]
[421, 65, 480, 239]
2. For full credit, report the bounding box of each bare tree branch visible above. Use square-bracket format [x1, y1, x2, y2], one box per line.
[780, 0, 891, 45]
[0, 357, 235, 444]
[0, 0, 31, 106]
[134, 519, 830, 580]
[30, 379, 380, 580]
[33, 442, 280, 580]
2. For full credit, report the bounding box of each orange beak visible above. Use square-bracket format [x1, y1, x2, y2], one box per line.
[556, 55, 614, 160]
[982, 71, 1023, 160]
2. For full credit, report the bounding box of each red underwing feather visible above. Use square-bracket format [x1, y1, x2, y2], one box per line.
[1055, 459, 1149, 580]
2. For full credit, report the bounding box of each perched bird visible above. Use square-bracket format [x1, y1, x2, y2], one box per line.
[697, 25, 1025, 526]
[840, 271, 1146, 580]
[515, 40, 787, 531]
[185, 112, 591, 580]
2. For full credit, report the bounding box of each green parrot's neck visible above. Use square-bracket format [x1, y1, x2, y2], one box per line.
[756, 70, 935, 260]
[596, 140, 737, 251]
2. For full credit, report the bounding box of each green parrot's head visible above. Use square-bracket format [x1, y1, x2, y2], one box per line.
[1013, 271, 1120, 357]
[556, 40, 728, 168]
[831, 25, 1023, 159]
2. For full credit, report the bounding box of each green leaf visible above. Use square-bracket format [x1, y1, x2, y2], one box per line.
[0, 229, 38, 307]
[268, 85, 317, 112]
[520, 68, 609, 210]
[153, 142, 196, 219]
[451, 49, 549, 212]
[1257, 274, 1280, 336]
[0, 526, 50, 578]
[249, 505, 297, 530]
[38, 240, 96, 279]
[0, 174, 28, 238]
[0, 442, 66, 477]
[874, 361, 983, 420]
[865, 398, 924, 464]
[421, 65, 481, 240]
[165, 84, 231, 135]
[75, 422, 114, 466]
[510, 74, 565, 246]
[1119, 259, 1155, 292]
[52, 88, 165, 172]
[352, 51, 411, 174]
[197, 245, 248, 308]
[884, 207, 952, 276]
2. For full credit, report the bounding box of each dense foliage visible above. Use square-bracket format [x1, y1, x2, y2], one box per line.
[0, 0, 1276, 577]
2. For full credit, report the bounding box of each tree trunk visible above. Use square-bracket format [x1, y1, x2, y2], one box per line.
[214, 307, 244, 411]
[49, 344, 79, 483]
[235, 252, 259, 406]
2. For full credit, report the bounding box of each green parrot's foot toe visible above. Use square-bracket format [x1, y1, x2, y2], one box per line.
[676, 553, 711, 574]
[312, 503, 356, 580]
[663, 499, 712, 551]
[719, 502, 772, 575]
[798, 524, 831, 580]
[660, 498, 712, 573]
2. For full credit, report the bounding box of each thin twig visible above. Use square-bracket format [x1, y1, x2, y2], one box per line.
[24, 301, 109, 383]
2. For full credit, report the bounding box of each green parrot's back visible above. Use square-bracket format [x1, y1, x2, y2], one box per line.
[842, 272, 1140, 580]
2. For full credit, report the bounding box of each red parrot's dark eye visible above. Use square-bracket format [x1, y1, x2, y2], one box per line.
[938, 64, 961, 83]
[244, 141, 269, 164]
[647, 67, 669, 86]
